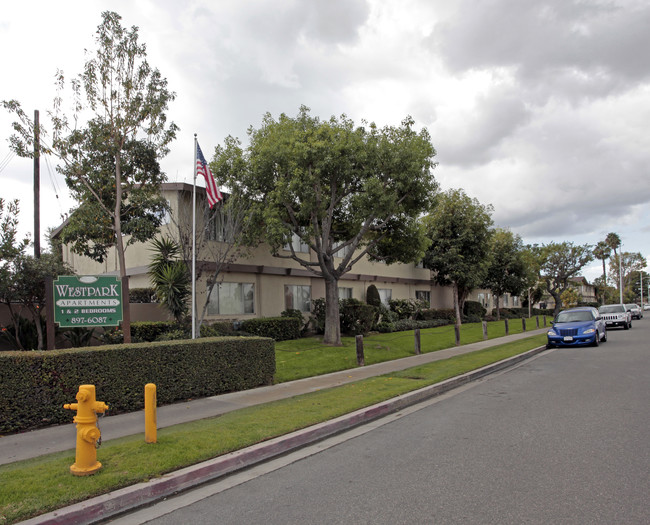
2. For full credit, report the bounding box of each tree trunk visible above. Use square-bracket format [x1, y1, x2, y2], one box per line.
[114, 153, 131, 344]
[495, 294, 501, 320]
[32, 308, 43, 350]
[323, 277, 341, 345]
[551, 289, 562, 317]
[453, 282, 462, 329]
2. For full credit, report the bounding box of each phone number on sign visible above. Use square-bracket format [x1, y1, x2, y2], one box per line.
[69, 317, 108, 325]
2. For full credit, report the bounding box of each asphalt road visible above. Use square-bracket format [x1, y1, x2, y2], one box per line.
[112, 319, 650, 525]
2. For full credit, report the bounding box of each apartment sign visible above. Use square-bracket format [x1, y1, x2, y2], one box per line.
[53, 276, 123, 328]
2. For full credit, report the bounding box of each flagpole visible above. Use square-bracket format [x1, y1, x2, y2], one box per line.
[192, 134, 197, 339]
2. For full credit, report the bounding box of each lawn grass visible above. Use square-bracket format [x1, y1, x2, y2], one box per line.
[274, 317, 548, 382]
[0, 332, 547, 524]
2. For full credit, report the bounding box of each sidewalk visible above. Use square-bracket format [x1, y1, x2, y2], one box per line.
[0, 328, 547, 466]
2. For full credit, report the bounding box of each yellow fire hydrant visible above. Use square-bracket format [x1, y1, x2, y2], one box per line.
[63, 384, 109, 476]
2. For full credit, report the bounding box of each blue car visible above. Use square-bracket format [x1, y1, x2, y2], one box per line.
[546, 307, 607, 348]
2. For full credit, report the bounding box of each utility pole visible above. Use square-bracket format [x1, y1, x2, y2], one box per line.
[641, 272, 644, 308]
[619, 244, 624, 304]
[34, 109, 40, 258]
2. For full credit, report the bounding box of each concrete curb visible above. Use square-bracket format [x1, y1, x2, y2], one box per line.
[20, 345, 547, 525]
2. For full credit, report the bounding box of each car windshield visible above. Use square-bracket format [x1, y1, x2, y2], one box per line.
[625, 304, 638, 309]
[556, 311, 594, 323]
[599, 305, 624, 313]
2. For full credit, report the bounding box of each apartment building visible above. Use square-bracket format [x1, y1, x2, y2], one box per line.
[55, 183, 453, 322]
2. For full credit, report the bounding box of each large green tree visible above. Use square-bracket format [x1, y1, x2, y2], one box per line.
[482, 228, 528, 320]
[608, 252, 647, 291]
[519, 244, 544, 316]
[539, 241, 593, 316]
[0, 199, 72, 349]
[629, 270, 650, 302]
[215, 106, 438, 345]
[422, 188, 494, 328]
[58, 122, 168, 262]
[3, 11, 178, 343]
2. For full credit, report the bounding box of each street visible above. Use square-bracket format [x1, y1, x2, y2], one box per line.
[113, 319, 650, 525]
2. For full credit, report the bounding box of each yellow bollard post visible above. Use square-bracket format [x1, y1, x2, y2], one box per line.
[63, 385, 108, 476]
[145, 383, 157, 444]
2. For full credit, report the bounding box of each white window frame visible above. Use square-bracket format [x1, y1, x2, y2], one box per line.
[415, 290, 430, 303]
[333, 242, 353, 259]
[285, 284, 312, 312]
[284, 233, 309, 253]
[208, 282, 255, 315]
[338, 287, 353, 300]
[378, 288, 392, 306]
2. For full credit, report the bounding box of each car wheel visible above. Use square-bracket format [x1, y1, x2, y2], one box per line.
[592, 334, 600, 347]
[601, 329, 607, 342]
[624, 320, 630, 330]
[546, 343, 554, 349]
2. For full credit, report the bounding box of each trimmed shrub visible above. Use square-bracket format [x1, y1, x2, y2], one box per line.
[129, 288, 157, 303]
[366, 285, 381, 307]
[340, 299, 375, 336]
[415, 308, 456, 322]
[462, 314, 483, 324]
[200, 321, 236, 337]
[239, 317, 301, 341]
[0, 336, 275, 434]
[131, 321, 182, 342]
[309, 298, 327, 334]
[281, 309, 308, 334]
[463, 300, 486, 319]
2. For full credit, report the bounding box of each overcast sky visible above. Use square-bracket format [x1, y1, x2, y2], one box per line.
[2, 0, 649, 284]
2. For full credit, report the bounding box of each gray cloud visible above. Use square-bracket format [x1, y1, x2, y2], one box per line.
[436, 0, 650, 98]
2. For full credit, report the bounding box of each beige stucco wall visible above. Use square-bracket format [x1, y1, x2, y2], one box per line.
[56, 184, 456, 322]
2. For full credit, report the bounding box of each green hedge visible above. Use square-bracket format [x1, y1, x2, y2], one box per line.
[239, 317, 301, 341]
[0, 336, 275, 434]
[416, 308, 456, 321]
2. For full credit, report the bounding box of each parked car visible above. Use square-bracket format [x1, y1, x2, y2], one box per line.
[547, 307, 607, 348]
[644, 304, 650, 311]
[598, 304, 632, 330]
[625, 303, 643, 319]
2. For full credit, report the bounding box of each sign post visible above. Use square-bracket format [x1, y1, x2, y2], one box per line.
[53, 276, 123, 328]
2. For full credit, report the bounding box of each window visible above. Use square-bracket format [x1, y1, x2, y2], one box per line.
[284, 233, 309, 253]
[415, 290, 430, 303]
[477, 293, 486, 307]
[155, 200, 171, 225]
[333, 242, 353, 259]
[339, 287, 353, 300]
[206, 211, 230, 242]
[378, 288, 392, 306]
[285, 285, 311, 312]
[503, 294, 509, 307]
[512, 296, 519, 307]
[208, 283, 254, 315]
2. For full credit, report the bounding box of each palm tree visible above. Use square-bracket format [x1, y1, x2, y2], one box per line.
[148, 236, 190, 323]
[605, 232, 622, 302]
[593, 241, 611, 280]
[593, 241, 611, 305]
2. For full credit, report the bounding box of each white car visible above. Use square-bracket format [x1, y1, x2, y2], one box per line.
[598, 304, 632, 330]
[625, 303, 642, 320]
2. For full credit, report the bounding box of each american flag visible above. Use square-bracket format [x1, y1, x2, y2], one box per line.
[196, 142, 223, 208]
